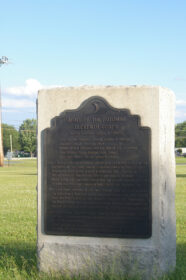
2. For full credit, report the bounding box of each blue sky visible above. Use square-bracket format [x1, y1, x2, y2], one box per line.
[0, 0, 186, 128]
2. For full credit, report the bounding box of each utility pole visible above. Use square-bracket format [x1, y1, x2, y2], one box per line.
[10, 134, 13, 153]
[0, 86, 3, 166]
[0, 56, 10, 167]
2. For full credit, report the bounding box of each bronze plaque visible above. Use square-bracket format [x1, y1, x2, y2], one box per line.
[44, 96, 152, 238]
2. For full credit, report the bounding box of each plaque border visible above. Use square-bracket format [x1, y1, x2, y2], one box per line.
[43, 96, 152, 238]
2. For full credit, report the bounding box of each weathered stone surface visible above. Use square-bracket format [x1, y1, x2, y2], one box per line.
[38, 242, 160, 279]
[37, 86, 176, 279]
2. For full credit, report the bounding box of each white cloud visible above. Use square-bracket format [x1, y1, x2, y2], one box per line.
[176, 99, 186, 106]
[175, 99, 186, 121]
[5, 78, 61, 97]
[6, 79, 42, 97]
[175, 110, 186, 118]
[2, 98, 35, 108]
[2, 108, 20, 113]
[2, 79, 62, 110]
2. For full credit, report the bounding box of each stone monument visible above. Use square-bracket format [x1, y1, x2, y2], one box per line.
[37, 86, 176, 279]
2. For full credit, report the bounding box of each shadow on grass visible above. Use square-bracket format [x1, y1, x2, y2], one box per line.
[0, 242, 37, 273]
[176, 174, 186, 178]
[176, 242, 186, 262]
[162, 242, 186, 280]
[0, 242, 185, 280]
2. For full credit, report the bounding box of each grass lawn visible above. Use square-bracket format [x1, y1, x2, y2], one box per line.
[0, 159, 185, 279]
[176, 156, 186, 164]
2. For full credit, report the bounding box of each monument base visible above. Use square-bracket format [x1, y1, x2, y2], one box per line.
[37, 86, 176, 279]
[38, 242, 164, 279]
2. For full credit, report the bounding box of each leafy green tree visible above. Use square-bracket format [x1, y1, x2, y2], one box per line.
[19, 119, 37, 157]
[2, 124, 21, 154]
[175, 121, 186, 147]
[177, 148, 182, 154]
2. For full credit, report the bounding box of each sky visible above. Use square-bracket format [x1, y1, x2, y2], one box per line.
[0, 0, 186, 129]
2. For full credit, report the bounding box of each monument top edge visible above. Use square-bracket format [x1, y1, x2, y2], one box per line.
[38, 85, 174, 95]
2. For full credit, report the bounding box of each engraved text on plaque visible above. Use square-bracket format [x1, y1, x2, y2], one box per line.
[44, 97, 152, 238]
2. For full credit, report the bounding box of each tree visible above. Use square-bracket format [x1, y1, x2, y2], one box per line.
[19, 119, 37, 157]
[175, 121, 186, 147]
[2, 124, 21, 154]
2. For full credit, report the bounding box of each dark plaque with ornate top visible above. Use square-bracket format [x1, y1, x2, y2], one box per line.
[43, 96, 152, 238]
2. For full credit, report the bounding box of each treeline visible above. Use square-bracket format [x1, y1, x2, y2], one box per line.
[175, 121, 186, 147]
[2, 119, 186, 157]
[2, 119, 36, 157]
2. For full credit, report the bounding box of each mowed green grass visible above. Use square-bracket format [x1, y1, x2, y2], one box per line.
[0, 160, 38, 280]
[0, 159, 185, 280]
[176, 157, 186, 164]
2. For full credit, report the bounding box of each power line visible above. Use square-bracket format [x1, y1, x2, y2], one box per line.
[2, 128, 36, 132]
